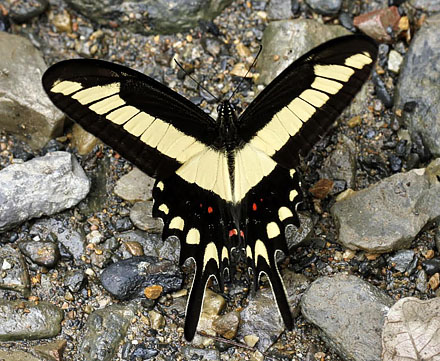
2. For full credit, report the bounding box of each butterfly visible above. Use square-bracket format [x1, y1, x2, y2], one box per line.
[42, 34, 378, 341]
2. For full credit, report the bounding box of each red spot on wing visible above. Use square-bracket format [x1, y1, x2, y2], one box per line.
[252, 203, 257, 211]
[229, 229, 238, 237]
[240, 230, 244, 238]
[208, 206, 213, 214]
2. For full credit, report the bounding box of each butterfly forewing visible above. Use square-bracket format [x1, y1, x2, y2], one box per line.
[42, 35, 378, 342]
[42, 59, 217, 179]
[238, 35, 378, 169]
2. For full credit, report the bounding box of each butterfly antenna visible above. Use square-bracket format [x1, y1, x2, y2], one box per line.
[174, 59, 220, 102]
[229, 45, 263, 102]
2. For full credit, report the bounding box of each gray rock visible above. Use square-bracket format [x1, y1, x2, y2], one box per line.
[267, 0, 293, 20]
[30, 218, 86, 261]
[117, 230, 180, 264]
[64, 270, 85, 293]
[382, 297, 440, 361]
[130, 201, 163, 233]
[388, 250, 415, 273]
[79, 303, 139, 361]
[0, 244, 30, 297]
[18, 240, 60, 268]
[9, 0, 48, 23]
[65, 0, 233, 35]
[257, 20, 349, 86]
[0, 299, 63, 341]
[0, 152, 90, 232]
[114, 167, 155, 202]
[395, 14, 440, 157]
[415, 270, 428, 293]
[410, 0, 440, 12]
[319, 135, 357, 189]
[301, 274, 393, 361]
[239, 271, 309, 352]
[331, 159, 440, 253]
[286, 212, 314, 250]
[0, 32, 63, 149]
[182, 346, 220, 360]
[0, 350, 41, 361]
[305, 0, 342, 15]
[100, 256, 183, 300]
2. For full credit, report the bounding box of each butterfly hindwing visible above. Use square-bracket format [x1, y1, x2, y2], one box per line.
[152, 174, 236, 340]
[241, 166, 302, 328]
[238, 35, 378, 169]
[42, 59, 217, 179]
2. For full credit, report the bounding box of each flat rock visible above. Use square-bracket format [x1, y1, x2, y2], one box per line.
[0, 32, 63, 149]
[0, 299, 63, 341]
[114, 167, 155, 202]
[0, 152, 90, 232]
[395, 14, 440, 157]
[301, 274, 393, 361]
[331, 159, 440, 253]
[0, 350, 41, 361]
[65, 0, 233, 35]
[79, 303, 138, 361]
[256, 19, 349, 86]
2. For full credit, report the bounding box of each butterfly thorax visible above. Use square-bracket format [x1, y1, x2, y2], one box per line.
[216, 100, 240, 151]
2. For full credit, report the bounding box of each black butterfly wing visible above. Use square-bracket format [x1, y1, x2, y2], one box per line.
[42, 60, 231, 340]
[42, 59, 217, 179]
[235, 35, 378, 328]
[238, 34, 378, 168]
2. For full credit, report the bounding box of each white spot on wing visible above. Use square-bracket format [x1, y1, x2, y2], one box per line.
[186, 228, 200, 245]
[289, 189, 298, 202]
[156, 181, 164, 191]
[278, 206, 293, 221]
[314, 64, 355, 82]
[169, 216, 184, 231]
[72, 83, 120, 105]
[203, 242, 219, 272]
[299, 89, 329, 108]
[107, 106, 140, 125]
[266, 222, 280, 239]
[254, 239, 269, 266]
[158, 204, 169, 215]
[344, 53, 372, 69]
[51, 80, 82, 95]
[123, 112, 155, 136]
[89, 94, 125, 115]
[311, 76, 343, 94]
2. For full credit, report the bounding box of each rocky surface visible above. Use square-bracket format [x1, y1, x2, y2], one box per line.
[0, 0, 439, 360]
[0, 152, 90, 232]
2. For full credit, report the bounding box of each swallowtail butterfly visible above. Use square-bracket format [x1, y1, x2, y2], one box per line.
[42, 35, 378, 341]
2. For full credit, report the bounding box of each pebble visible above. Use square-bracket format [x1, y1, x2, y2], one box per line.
[388, 50, 403, 73]
[114, 167, 155, 202]
[18, 240, 60, 268]
[304, 0, 342, 15]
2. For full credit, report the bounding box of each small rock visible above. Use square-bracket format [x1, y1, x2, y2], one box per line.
[71, 123, 99, 155]
[212, 311, 240, 339]
[33, 339, 67, 361]
[415, 270, 428, 293]
[100, 256, 183, 300]
[0, 244, 30, 297]
[52, 9, 72, 33]
[388, 50, 403, 73]
[64, 270, 85, 293]
[18, 240, 60, 268]
[0, 300, 63, 341]
[267, 0, 293, 20]
[422, 258, 440, 276]
[10, 0, 48, 23]
[0, 350, 41, 361]
[388, 250, 415, 273]
[114, 167, 155, 202]
[305, 0, 342, 15]
[244, 334, 259, 347]
[181, 346, 220, 361]
[144, 285, 163, 300]
[80, 303, 138, 361]
[428, 273, 440, 290]
[353, 6, 401, 43]
[130, 201, 163, 233]
[148, 310, 165, 330]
